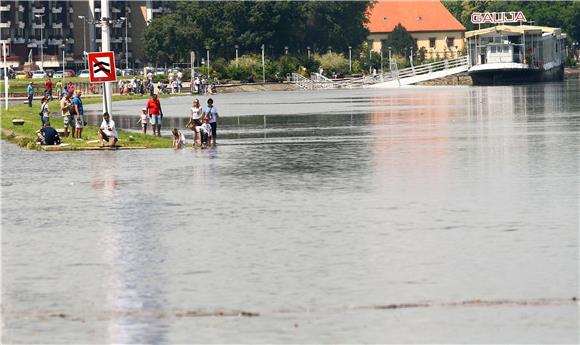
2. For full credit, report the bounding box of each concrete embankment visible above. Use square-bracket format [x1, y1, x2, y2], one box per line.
[215, 82, 299, 93]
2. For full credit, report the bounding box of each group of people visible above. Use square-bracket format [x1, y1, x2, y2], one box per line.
[28, 79, 77, 108]
[168, 98, 219, 149]
[192, 76, 217, 95]
[118, 78, 154, 96]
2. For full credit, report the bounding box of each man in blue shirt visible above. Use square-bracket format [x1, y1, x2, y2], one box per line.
[27, 82, 34, 107]
[72, 90, 84, 139]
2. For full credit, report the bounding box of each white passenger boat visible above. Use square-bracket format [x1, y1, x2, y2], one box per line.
[465, 25, 566, 85]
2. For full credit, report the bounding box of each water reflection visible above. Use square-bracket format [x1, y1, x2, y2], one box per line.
[90, 154, 169, 344]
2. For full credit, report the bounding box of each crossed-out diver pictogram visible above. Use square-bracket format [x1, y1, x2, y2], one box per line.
[93, 60, 111, 74]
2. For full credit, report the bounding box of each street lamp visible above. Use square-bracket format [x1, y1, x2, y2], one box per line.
[409, 46, 415, 73]
[34, 14, 44, 71]
[328, 46, 332, 54]
[120, 16, 128, 69]
[284, 46, 288, 55]
[306, 46, 311, 59]
[205, 45, 210, 77]
[348, 45, 352, 72]
[235, 44, 239, 68]
[388, 46, 392, 70]
[380, 49, 383, 74]
[78, 15, 87, 69]
[61, 42, 66, 86]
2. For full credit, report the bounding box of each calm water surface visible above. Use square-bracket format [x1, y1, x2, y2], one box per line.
[2, 81, 579, 343]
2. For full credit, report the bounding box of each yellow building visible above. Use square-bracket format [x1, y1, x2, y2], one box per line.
[366, 1, 466, 59]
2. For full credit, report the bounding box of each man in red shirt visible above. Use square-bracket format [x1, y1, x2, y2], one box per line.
[146, 93, 163, 136]
[45, 78, 53, 101]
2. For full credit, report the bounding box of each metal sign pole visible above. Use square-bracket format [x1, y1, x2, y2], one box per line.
[3, 41, 8, 111]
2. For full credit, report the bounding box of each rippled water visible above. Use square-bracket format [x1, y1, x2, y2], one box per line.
[2, 81, 579, 343]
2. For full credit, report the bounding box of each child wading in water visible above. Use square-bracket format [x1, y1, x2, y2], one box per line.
[199, 117, 212, 149]
[172, 128, 186, 149]
[138, 107, 149, 134]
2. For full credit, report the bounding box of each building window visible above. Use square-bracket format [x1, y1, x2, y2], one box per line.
[413, 38, 418, 47]
[446, 37, 454, 48]
[429, 37, 436, 48]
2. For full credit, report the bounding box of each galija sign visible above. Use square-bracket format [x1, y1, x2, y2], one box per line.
[471, 11, 527, 24]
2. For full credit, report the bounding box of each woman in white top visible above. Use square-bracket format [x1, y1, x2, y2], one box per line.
[40, 96, 50, 125]
[187, 99, 203, 146]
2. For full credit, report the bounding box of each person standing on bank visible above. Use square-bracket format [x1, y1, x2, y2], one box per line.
[39, 96, 50, 125]
[27, 82, 34, 107]
[204, 98, 219, 145]
[146, 93, 163, 136]
[73, 90, 85, 140]
[45, 78, 53, 101]
[60, 92, 74, 137]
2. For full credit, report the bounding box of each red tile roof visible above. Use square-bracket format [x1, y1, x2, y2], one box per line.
[367, 1, 465, 33]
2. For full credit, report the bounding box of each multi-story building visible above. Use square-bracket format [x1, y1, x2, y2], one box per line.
[366, 1, 466, 60]
[0, 0, 169, 70]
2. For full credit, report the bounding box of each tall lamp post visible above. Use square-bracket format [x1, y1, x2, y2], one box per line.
[78, 15, 87, 69]
[61, 42, 66, 86]
[235, 44, 239, 68]
[388, 46, 392, 70]
[409, 46, 415, 73]
[34, 14, 44, 71]
[284, 46, 288, 55]
[307, 46, 311, 59]
[205, 46, 210, 77]
[120, 16, 128, 69]
[261, 44, 265, 83]
[348, 45, 352, 73]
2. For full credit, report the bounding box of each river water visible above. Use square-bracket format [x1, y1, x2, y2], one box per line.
[2, 81, 579, 344]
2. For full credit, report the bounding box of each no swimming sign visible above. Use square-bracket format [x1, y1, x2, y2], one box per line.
[88, 51, 117, 83]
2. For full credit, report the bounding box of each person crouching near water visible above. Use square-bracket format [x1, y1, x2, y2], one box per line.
[172, 128, 186, 149]
[36, 121, 61, 146]
[98, 112, 118, 147]
[199, 117, 212, 149]
[138, 107, 149, 134]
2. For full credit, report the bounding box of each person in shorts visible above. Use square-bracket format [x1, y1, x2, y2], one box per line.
[60, 92, 73, 137]
[146, 93, 163, 136]
[98, 112, 118, 147]
[138, 107, 149, 134]
[72, 90, 85, 139]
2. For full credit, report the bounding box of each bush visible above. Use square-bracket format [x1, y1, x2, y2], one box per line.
[314, 52, 349, 76]
[225, 54, 264, 81]
[273, 55, 301, 80]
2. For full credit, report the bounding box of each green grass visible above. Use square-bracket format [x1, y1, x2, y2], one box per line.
[1, 95, 179, 150]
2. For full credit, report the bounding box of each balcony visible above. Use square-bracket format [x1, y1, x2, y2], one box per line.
[13, 37, 26, 44]
[32, 23, 46, 29]
[48, 39, 63, 46]
[152, 7, 163, 13]
[0, 4, 10, 11]
[111, 37, 123, 44]
[32, 7, 45, 14]
[112, 7, 121, 13]
[52, 7, 62, 14]
[52, 23, 63, 29]
[0, 21, 10, 28]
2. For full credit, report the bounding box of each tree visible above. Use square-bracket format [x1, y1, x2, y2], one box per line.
[143, 1, 372, 65]
[384, 23, 416, 56]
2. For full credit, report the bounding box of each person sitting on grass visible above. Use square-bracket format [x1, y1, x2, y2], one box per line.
[36, 122, 61, 146]
[171, 128, 186, 149]
[98, 112, 118, 147]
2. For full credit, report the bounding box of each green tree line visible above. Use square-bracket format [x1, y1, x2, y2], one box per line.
[144, 1, 371, 65]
